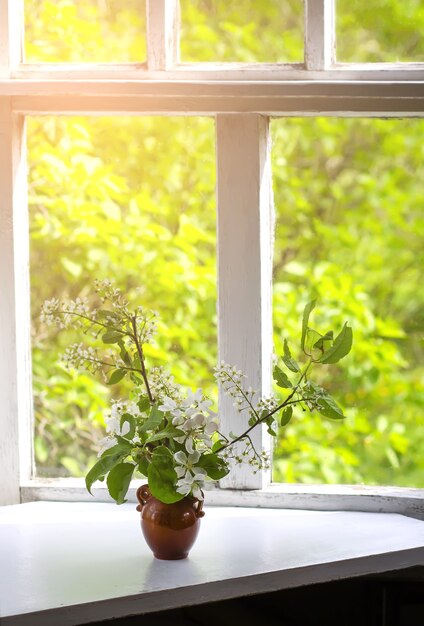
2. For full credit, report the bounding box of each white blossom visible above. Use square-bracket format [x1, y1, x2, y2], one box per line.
[176, 470, 206, 500]
[173, 450, 206, 479]
[97, 436, 117, 457]
[158, 396, 182, 418]
[105, 415, 130, 437]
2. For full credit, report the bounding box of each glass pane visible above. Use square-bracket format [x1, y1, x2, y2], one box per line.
[28, 116, 216, 477]
[25, 0, 146, 63]
[337, 0, 424, 62]
[180, 0, 303, 62]
[271, 118, 424, 488]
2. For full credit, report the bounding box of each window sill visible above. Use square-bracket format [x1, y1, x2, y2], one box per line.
[1, 501, 423, 625]
[20, 478, 424, 520]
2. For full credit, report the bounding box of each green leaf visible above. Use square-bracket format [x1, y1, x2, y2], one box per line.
[145, 425, 184, 444]
[106, 462, 135, 504]
[319, 322, 353, 364]
[280, 405, 293, 427]
[301, 299, 316, 351]
[267, 423, 277, 437]
[96, 310, 116, 321]
[197, 453, 229, 480]
[282, 339, 300, 372]
[273, 365, 292, 388]
[137, 456, 149, 477]
[137, 396, 151, 413]
[317, 394, 346, 420]
[102, 330, 123, 344]
[119, 343, 132, 366]
[263, 415, 277, 436]
[139, 405, 164, 433]
[212, 440, 226, 453]
[305, 328, 322, 352]
[86, 451, 127, 495]
[313, 330, 334, 351]
[120, 413, 135, 439]
[106, 369, 127, 385]
[147, 446, 184, 504]
[100, 441, 132, 459]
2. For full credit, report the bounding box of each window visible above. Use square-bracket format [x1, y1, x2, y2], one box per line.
[1, 0, 423, 515]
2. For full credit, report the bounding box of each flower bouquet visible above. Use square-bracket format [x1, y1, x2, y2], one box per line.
[41, 280, 352, 558]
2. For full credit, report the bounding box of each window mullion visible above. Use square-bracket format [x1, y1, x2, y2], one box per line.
[216, 114, 274, 490]
[305, 0, 335, 70]
[146, 0, 180, 71]
[0, 0, 24, 76]
[0, 98, 32, 505]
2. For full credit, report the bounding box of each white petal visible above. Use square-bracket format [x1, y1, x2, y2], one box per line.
[188, 450, 200, 464]
[192, 485, 204, 500]
[105, 417, 119, 434]
[193, 468, 207, 479]
[97, 436, 116, 457]
[176, 482, 191, 496]
[193, 389, 203, 402]
[172, 414, 184, 426]
[192, 413, 205, 427]
[205, 421, 219, 435]
[199, 399, 213, 411]
[175, 466, 186, 478]
[185, 437, 195, 454]
[182, 418, 194, 432]
[173, 450, 187, 465]
[120, 421, 131, 436]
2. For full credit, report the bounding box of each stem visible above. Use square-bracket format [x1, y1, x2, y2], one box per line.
[77, 355, 145, 377]
[131, 315, 154, 404]
[217, 359, 313, 454]
[59, 309, 129, 337]
[229, 376, 260, 420]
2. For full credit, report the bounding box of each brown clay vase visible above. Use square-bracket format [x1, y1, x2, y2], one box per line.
[136, 484, 205, 560]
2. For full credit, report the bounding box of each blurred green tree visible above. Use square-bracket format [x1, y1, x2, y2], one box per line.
[26, 0, 423, 486]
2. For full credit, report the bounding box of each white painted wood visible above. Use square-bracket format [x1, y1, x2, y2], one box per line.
[20, 479, 424, 520]
[146, 0, 180, 71]
[2, 80, 424, 115]
[0, 0, 24, 77]
[0, 98, 32, 505]
[305, 0, 335, 70]
[216, 115, 274, 490]
[10, 97, 424, 117]
[3, 79, 424, 98]
[11, 62, 424, 82]
[1, 502, 423, 624]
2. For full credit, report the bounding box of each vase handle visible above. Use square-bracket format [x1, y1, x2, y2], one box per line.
[136, 484, 151, 512]
[193, 497, 205, 518]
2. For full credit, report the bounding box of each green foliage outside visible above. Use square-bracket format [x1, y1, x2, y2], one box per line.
[27, 0, 423, 486]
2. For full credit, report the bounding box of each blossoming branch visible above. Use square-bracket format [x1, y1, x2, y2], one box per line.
[41, 281, 353, 504]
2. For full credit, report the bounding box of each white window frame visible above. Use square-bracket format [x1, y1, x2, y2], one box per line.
[1, 0, 423, 517]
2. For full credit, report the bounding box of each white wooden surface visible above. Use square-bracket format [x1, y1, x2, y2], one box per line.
[216, 115, 273, 489]
[20, 479, 424, 520]
[147, 0, 180, 70]
[0, 0, 23, 76]
[0, 97, 32, 506]
[0, 0, 30, 507]
[10, 63, 424, 82]
[305, 0, 335, 70]
[0, 502, 423, 625]
[2, 80, 424, 115]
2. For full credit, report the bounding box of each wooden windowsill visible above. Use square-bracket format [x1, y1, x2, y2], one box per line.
[1, 502, 423, 625]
